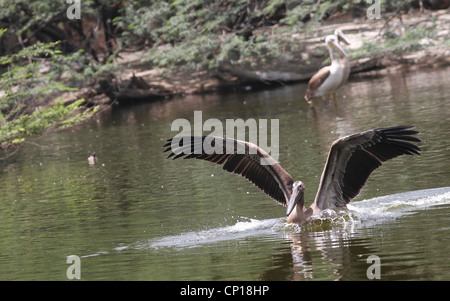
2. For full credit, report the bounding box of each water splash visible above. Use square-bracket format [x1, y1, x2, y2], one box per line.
[91, 187, 450, 254]
[142, 217, 284, 250]
[348, 186, 450, 226]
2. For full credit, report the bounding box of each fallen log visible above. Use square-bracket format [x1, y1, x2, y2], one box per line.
[114, 88, 168, 102]
[218, 57, 387, 86]
[98, 77, 171, 103]
[350, 56, 386, 73]
[218, 64, 311, 85]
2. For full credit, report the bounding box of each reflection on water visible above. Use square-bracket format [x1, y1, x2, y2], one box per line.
[79, 187, 448, 281]
[0, 67, 449, 280]
[135, 187, 449, 251]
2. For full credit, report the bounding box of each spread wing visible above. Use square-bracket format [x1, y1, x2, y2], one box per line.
[313, 126, 421, 210]
[163, 136, 294, 206]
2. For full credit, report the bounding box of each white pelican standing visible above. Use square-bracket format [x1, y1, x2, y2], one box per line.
[305, 30, 350, 103]
[164, 126, 421, 226]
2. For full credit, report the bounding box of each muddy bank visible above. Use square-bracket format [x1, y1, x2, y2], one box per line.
[67, 9, 450, 107]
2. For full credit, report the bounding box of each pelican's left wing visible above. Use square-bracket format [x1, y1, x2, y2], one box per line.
[313, 126, 421, 210]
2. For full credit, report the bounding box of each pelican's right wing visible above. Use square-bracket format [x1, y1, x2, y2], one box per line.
[163, 136, 294, 206]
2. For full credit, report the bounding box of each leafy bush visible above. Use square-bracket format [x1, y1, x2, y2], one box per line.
[115, 0, 303, 70]
[0, 33, 97, 148]
[0, 0, 435, 148]
[0, 98, 98, 146]
[348, 24, 438, 60]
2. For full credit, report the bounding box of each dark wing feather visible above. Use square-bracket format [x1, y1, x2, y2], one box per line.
[313, 126, 421, 210]
[163, 136, 294, 206]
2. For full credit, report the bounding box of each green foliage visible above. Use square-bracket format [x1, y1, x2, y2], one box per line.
[0, 98, 98, 147]
[116, 0, 303, 70]
[1, 0, 425, 75]
[114, 0, 420, 71]
[0, 42, 72, 109]
[0, 37, 98, 148]
[348, 24, 437, 60]
[0, 0, 438, 148]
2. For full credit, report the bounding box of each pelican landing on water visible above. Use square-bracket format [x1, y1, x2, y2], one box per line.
[163, 126, 421, 226]
[305, 29, 351, 103]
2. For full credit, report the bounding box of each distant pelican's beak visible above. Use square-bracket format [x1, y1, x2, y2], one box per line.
[329, 39, 347, 58]
[286, 189, 304, 217]
[336, 31, 351, 45]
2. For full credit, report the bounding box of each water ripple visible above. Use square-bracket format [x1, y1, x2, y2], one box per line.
[94, 187, 450, 255]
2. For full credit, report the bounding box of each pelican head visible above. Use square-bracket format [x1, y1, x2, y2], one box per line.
[286, 181, 305, 216]
[334, 29, 351, 45]
[325, 35, 347, 58]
